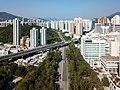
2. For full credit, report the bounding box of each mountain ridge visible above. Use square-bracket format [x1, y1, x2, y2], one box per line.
[107, 12, 120, 19]
[0, 12, 22, 21]
[0, 12, 48, 21]
[0, 11, 120, 21]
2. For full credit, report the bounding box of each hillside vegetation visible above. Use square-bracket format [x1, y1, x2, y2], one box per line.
[0, 25, 61, 44]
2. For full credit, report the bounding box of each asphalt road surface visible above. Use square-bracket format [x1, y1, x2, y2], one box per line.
[58, 47, 68, 90]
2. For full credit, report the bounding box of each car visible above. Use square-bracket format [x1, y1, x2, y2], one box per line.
[55, 64, 59, 68]
[56, 75, 59, 79]
[56, 61, 59, 65]
[55, 81, 59, 84]
[55, 78, 59, 82]
[55, 71, 59, 75]
[55, 83, 60, 90]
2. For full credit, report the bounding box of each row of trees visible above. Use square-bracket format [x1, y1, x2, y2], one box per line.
[0, 25, 61, 44]
[66, 43, 104, 90]
[16, 50, 62, 90]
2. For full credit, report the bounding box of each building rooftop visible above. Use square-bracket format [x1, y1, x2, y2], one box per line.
[106, 32, 120, 36]
[101, 55, 119, 61]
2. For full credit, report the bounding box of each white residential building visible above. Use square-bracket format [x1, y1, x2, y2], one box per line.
[112, 25, 120, 32]
[74, 17, 83, 36]
[59, 20, 64, 30]
[106, 32, 120, 57]
[110, 39, 119, 57]
[40, 27, 47, 45]
[30, 27, 38, 48]
[55, 21, 59, 30]
[95, 23, 110, 34]
[64, 20, 68, 31]
[83, 19, 92, 31]
[101, 26, 110, 34]
[13, 18, 21, 46]
[46, 21, 51, 29]
[68, 20, 75, 34]
[51, 21, 56, 29]
[111, 15, 120, 25]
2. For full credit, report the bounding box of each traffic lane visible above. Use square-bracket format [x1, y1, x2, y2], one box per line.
[62, 61, 67, 81]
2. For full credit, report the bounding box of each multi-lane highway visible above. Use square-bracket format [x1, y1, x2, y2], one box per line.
[0, 38, 78, 62]
[0, 41, 71, 61]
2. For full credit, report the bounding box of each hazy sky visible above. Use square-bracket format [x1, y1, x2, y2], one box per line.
[0, 0, 120, 19]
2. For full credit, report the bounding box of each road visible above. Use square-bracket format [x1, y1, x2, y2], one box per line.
[0, 42, 70, 61]
[0, 37, 78, 62]
[58, 47, 68, 90]
[57, 32, 65, 42]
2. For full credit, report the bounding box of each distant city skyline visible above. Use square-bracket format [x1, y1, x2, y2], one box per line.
[0, 0, 120, 19]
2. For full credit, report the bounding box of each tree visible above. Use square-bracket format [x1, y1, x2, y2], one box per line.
[102, 77, 109, 87]
[15, 65, 27, 77]
[16, 50, 61, 90]
[0, 61, 28, 90]
[66, 42, 104, 90]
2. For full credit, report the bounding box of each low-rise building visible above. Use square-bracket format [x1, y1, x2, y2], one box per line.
[0, 49, 8, 56]
[14, 53, 46, 66]
[100, 55, 119, 74]
[0, 43, 9, 56]
[0, 20, 13, 27]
